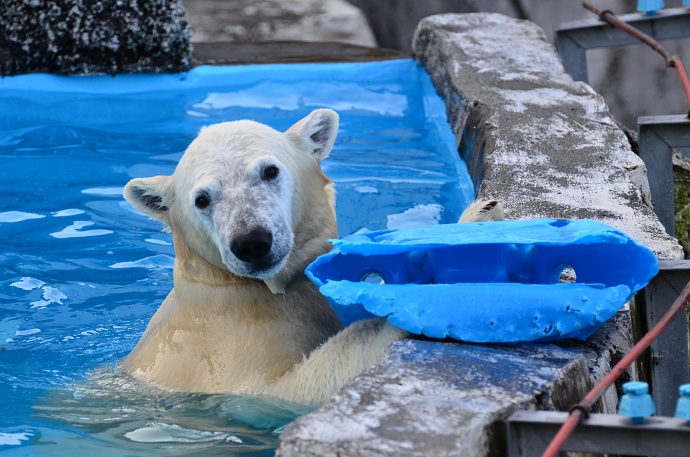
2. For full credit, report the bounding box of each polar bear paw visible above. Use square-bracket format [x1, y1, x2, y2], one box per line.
[458, 199, 504, 223]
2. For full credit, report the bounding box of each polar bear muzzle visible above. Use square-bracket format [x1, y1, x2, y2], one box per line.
[230, 227, 274, 268]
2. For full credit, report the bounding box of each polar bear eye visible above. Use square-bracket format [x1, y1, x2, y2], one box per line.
[195, 193, 211, 210]
[262, 165, 279, 181]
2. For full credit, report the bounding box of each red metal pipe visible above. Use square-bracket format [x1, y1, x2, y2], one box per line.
[540, 409, 583, 457]
[675, 59, 690, 111]
[541, 278, 690, 457]
[582, 1, 690, 115]
[582, 1, 675, 64]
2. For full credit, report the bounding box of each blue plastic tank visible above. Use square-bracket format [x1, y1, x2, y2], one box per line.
[306, 219, 659, 343]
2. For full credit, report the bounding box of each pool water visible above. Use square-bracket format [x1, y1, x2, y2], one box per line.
[0, 59, 473, 456]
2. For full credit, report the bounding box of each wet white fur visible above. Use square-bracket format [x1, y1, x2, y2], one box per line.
[121, 109, 502, 405]
[458, 199, 505, 223]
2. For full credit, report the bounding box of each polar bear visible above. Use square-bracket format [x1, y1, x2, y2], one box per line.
[121, 109, 502, 405]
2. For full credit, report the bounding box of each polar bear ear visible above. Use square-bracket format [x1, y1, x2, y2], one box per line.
[124, 176, 172, 223]
[286, 108, 339, 161]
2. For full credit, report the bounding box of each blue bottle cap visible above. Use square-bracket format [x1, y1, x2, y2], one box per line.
[637, 0, 665, 14]
[623, 381, 650, 395]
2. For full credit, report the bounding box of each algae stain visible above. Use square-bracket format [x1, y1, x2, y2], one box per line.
[673, 160, 690, 258]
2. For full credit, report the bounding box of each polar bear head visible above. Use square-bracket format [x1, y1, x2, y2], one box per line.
[124, 109, 339, 293]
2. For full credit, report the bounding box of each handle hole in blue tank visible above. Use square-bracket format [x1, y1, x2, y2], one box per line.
[361, 271, 386, 284]
[558, 266, 577, 283]
[550, 219, 570, 227]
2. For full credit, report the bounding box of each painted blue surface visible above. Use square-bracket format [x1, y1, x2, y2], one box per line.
[0, 60, 473, 455]
[637, 0, 665, 14]
[306, 219, 659, 342]
[675, 384, 690, 423]
[619, 381, 656, 424]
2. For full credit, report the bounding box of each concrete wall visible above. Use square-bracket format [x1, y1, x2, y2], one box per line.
[183, 0, 376, 46]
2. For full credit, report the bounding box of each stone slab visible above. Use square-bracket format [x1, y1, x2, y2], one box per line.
[277, 340, 590, 457]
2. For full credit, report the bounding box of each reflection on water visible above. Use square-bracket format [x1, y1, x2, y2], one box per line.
[0, 60, 472, 455]
[33, 368, 311, 456]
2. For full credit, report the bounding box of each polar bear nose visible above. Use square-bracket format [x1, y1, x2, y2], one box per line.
[231, 228, 273, 264]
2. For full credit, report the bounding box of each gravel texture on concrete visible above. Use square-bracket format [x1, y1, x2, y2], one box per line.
[1, 0, 192, 75]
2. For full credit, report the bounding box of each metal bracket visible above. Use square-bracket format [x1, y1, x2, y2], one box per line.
[508, 410, 690, 457]
[637, 115, 690, 236]
[638, 259, 690, 417]
[555, 7, 690, 83]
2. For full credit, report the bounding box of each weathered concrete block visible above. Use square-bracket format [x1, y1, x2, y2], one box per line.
[1, 0, 192, 75]
[412, 13, 682, 261]
[277, 340, 589, 457]
[184, 0, 377, 47]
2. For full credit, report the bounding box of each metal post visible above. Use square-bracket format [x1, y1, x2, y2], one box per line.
[554, 32, 588, 83]
[637, 115, 690, 236]
[638, 259, 690, 417]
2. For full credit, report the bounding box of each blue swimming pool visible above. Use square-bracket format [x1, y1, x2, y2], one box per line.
[0, 59, 473, 455]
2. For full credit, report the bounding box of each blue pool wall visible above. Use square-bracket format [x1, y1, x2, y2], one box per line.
[2, 60, 477, 234]
[0, 57, 479, 454]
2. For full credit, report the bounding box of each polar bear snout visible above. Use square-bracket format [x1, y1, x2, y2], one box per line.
[231, 227, 273, 265]
[221, 218, 293, 279]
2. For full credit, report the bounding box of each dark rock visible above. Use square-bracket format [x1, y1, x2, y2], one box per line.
[673, 151, 690, 258]
[1, 0, 192, 75]
[346, 0, 523, 52]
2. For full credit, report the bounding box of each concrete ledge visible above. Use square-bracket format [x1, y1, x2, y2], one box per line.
[191, 41, 406, 65]
[278, 13, 683, 457]
[278, 340, 590, 457]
